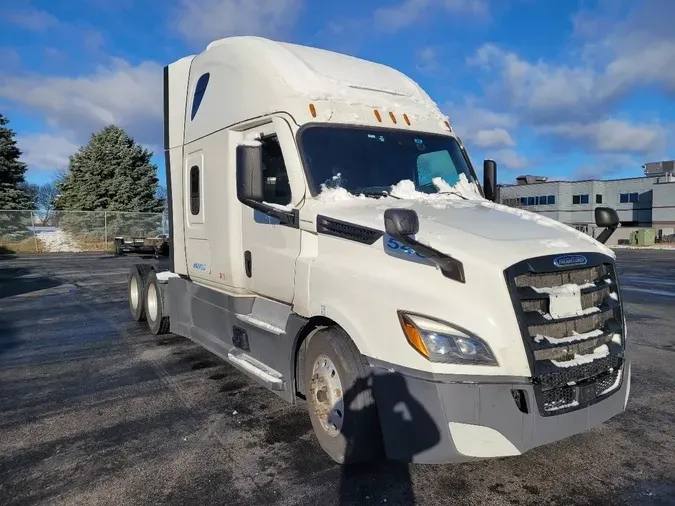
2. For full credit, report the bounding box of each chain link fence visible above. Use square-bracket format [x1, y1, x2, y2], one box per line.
[0, 210, 167, 254]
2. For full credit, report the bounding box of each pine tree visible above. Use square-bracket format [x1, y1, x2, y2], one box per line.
[57, 124, 163, 212]
[56, 125, 164, 243]
[0, 113, 34, 210]
[0, 113, 35, 242]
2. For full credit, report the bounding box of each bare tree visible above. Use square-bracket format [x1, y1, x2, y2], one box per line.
[155, 184, 167, 202]
[35, 182, 59, 225]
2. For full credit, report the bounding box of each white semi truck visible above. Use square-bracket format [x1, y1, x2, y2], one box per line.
[127, 36, 630, 464]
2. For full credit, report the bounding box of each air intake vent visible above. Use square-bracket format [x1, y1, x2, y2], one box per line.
[316, 215, 383, 245]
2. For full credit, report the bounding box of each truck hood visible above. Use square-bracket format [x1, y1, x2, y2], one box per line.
[309, 195, 615, 268]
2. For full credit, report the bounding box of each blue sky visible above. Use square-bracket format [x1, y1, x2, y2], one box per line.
[1, 0, 673, 188]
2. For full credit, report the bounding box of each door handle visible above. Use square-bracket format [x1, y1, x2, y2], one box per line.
[244, 250, 252, 278]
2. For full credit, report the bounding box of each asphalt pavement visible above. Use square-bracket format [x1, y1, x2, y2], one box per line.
[0, 250, 674, 506]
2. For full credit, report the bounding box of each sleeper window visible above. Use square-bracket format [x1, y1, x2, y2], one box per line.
[191, 73, 210, 121]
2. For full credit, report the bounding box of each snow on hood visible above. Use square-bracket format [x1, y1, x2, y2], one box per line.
[312, 174, 615, 258]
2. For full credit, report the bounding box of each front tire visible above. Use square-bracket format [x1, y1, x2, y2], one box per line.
[144, 271, 170, 335]
[304, 326, 383, 464]
[128, 264, 154, 322]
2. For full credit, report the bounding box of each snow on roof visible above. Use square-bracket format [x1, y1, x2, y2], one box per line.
[202, 36, 439, 112]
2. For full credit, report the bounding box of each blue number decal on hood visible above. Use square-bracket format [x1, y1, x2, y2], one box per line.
[384, 235, 432, 266]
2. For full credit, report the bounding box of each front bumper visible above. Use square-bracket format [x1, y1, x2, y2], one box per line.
[368, 358, 631, 464]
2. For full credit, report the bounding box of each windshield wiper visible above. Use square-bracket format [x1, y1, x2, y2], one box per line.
[354, 190, 401, 200]
[436, 190, 468, 200]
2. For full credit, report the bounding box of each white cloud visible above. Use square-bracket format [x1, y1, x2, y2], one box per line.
[468, 0, 675, 123]
[7, 7, 59, 31]
[172, 0, 303, 48]
[0, 58, 163, 148]
[374, 0, 430, 31]
[464, 0, 675, 172]
[444, 100, 517, 149]
[468, 44, 613, 123]
[0, 57, 164, 179]
[473, 128, 515, 149]
[416, 47, 438, 73]
[542, 120, 667, 155]
[374, 0, 488, 32]
[17, 134, 80, 172]
[572, 153, 641, 180]
[490, 149, 529, 170]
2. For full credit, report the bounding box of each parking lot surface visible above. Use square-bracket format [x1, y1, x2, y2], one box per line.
[1, 250, 674, 506]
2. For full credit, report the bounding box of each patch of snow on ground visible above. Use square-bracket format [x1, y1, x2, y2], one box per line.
[612, 244, 675, 250]
[36, 229, 81, 252]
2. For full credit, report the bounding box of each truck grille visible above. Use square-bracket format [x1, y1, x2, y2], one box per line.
[504, 252, 626, 416]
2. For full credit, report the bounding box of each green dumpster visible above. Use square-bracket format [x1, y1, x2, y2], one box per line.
[636, 228, 656, 246]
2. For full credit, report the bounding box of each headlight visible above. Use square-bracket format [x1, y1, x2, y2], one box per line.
[397, 312, 498, 366]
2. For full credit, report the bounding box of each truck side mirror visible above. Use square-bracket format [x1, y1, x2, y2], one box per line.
[595, 207, 619, 228]
[483, 159, 497, 202]
[594, 207, 619, 244]
[236, 144, 264, 203]
[384, 208, 419, 237]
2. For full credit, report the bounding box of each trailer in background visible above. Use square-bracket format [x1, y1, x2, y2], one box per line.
[114, 234, 169, 258]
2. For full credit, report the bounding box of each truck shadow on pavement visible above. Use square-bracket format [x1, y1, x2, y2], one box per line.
[0, 265, 61, 358]
[336, 371, 441, 505]
[0, 266, 62, 299]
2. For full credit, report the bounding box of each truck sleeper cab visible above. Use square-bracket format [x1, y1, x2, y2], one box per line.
[127, 36, 630, 464]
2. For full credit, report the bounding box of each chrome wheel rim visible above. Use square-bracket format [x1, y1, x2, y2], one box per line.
[147, 283, 158, 321]
[310, 354, 344, 437]
[130, 276, 139, 310]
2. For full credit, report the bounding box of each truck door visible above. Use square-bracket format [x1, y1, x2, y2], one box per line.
[184, 149, 211, 278]
[240, 121, 301, 304]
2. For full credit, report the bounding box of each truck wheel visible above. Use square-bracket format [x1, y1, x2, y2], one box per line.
[304, 326, 383, 464]
[128, 264, 154, 322]
[144, 271, 170, 335]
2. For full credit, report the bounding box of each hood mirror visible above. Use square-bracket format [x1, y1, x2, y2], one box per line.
[384, 208, 419, 237]
[383, 208, 465, 283]
[595, 207, 619, 228]
[594, 207, 619, 245]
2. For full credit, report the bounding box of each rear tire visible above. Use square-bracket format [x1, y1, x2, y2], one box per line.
[128, 264, 154, 322]
[144, 271, 170, 335]
[304, 326, 383, 464]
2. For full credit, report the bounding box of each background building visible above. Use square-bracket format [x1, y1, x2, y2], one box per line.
[498, 160, 675, 240]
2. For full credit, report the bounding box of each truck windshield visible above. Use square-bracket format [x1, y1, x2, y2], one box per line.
[299, 125, 480, 197]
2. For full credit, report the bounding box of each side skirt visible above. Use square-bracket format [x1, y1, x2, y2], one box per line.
[164, 277, 308, 403]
